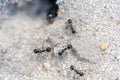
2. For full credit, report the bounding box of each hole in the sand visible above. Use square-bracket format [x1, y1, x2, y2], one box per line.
[6, 0, 59, 23]
[8, 0, 58, 17]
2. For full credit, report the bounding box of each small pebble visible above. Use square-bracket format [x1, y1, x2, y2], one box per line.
[23, 75, 30, 80]
[116, 20, 120, 25]
[59, 8, 64, 14]
[23, 63, 29, 67]
[100, 43, 108, 51]
[116, 55, 120, 60]
[43, 62, 51, 70]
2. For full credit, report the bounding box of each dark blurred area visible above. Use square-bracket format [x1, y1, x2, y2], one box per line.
[0, 0, 57, 16]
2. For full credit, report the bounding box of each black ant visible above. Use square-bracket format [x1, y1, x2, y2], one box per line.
[47, 3, 59, 24]
[47, 13, 57, 24]
[70, 65, 84, 77]
[58, 44, 73, 56]
[34, 47, 51, 54]
[67, 19, 76, 34]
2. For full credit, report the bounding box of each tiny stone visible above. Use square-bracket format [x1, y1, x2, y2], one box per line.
[100, 43, 108, 51]
[43, 62, 51, 70]
[23, 63, 29, 67]
[59, 8, 64, 14]
[23, 75, 30, 80]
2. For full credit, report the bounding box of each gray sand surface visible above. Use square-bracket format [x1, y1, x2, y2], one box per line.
[0, 0, 120, 80]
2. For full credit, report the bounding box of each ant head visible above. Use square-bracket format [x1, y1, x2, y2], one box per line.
[47, 14, 53, 19]
[34, 48, 40, 54]
[47, 13, 54, 24]
[70, 65, 74, 70]
[68, 19, 72, 24]
[72, 29, 76, 34]
[46, 47, 52, 52]
[58, 52, 63, 56]
[79, 72, 84, 76]
[67, 44, 73, 49]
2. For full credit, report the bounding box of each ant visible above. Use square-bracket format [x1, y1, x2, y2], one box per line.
[34, 47, 51, 54]
[70, 65, 84, 77]
[67, 19, 76, 34]
[47, 3, 59, 24]
[58, 44, 73, 56]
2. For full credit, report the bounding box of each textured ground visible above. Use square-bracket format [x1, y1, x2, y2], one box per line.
[0, 0, 120, 80]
